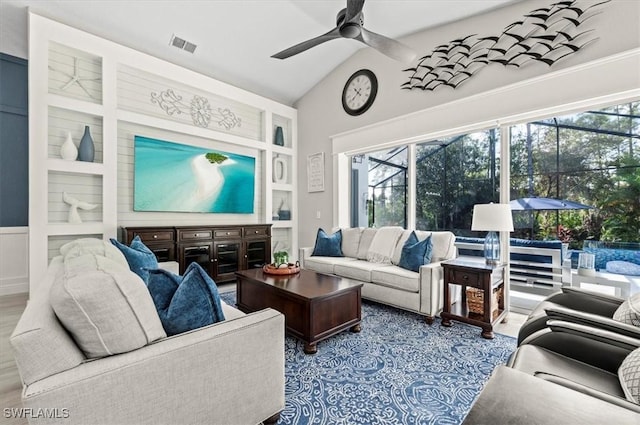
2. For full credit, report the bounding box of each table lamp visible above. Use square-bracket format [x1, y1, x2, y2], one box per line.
[471, 203, 514, 265]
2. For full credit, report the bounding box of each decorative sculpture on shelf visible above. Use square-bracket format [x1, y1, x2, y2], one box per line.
[63, 192, 98, 224]
[48, 56, 101, 99]
[401, 0, 609, 92]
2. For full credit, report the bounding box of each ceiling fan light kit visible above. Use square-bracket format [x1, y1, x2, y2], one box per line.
[272, 0, 415, 63]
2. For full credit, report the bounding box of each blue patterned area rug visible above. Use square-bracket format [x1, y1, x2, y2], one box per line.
[220, 292, 515, 425]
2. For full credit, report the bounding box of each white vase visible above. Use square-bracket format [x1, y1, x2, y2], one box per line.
[60, 132, 78, 161]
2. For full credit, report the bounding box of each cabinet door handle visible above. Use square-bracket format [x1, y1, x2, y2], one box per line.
[210, 259, 215, 263]
[226, 232, 230, 235]
[213, 258, 217, 262]
[463, 274, 469, 281]
[153, 234, 158, 239]
[194, 233, 199, 237]
[255, 230, 259, 234]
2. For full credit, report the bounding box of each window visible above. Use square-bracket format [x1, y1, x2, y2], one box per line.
[415, 129, 500, 234]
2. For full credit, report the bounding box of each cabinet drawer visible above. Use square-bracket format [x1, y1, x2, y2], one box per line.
[450, 269, 480, 286]
[214, 228, 242, 238]
[244, 226, 270, 237]
[178, 229, 213, 241]
[131, 230, 174, 244]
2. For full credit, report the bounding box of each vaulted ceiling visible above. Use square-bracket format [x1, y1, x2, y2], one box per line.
[0, 0, 520, 105]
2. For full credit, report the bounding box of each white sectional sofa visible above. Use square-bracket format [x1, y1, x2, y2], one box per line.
[10, 241, 285, 425]
[300, 227, 457, 323]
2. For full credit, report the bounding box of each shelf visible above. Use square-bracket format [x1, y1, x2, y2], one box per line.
[47, 222, 104, 236]
[272, 183, 293, 191]
[48, 93, 104, 116]
[271, 144, 293, 155]
[48, 158, 104, 175]
[271, 221, 293, 228]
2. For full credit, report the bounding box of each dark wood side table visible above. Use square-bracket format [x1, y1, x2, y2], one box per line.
[440, 258, 507, 339]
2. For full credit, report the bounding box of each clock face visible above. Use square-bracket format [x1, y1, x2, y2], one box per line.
[342, 69, 378, 116]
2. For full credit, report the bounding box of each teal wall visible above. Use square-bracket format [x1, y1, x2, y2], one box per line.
[0, 53, 28, 226]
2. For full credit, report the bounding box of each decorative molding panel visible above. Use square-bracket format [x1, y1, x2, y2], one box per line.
[0, 227, 29, 295]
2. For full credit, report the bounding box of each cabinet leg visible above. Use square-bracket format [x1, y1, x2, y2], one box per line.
[441, 317, 452, 327]
[481, 328, 494, 339]
[424, 315, 434, 325]
[304, 342, 318, 354]
[350, 323, 361, 333]
[263, 412, 281, 424]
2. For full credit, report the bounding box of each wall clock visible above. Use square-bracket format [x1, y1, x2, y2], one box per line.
[342, 69, 378, 116]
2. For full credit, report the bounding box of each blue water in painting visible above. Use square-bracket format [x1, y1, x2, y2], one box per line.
[134, 136, 255, 213]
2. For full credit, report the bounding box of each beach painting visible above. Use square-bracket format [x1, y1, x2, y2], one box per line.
[134, 135, 255, 213]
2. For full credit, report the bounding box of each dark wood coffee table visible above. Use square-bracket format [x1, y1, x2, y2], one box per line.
[235, 268, 363, 354]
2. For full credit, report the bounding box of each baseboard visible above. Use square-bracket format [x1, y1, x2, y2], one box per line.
[0, 277, 29, 296]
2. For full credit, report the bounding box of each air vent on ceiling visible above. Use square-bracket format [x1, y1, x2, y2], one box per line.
[170, 34, 197, 54]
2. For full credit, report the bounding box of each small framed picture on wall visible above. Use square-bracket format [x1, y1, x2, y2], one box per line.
[307, 152, 325, 192]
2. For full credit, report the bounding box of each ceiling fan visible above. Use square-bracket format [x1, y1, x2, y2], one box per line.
[271, 0, 416, 63]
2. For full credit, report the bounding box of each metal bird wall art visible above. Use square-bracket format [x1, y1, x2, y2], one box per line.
[401, 0, 610, 92]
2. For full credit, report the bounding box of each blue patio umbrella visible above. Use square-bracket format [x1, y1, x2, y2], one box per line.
[509, 197, 594, 211]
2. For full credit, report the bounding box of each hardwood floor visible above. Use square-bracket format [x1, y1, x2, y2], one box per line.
[0, 293, 28, 425]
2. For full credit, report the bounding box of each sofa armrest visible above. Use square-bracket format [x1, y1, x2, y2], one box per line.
[561, 286, 624, 304]
[23, 309, 285, 425]
[544, 305, 640, 340]
[299, 247, 314, 268]
[418, 262, 445, 318]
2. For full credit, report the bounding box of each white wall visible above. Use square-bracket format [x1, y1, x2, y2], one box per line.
[295, 0, 640, 248]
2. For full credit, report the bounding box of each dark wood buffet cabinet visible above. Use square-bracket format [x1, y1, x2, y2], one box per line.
[122, 224, 271, 283]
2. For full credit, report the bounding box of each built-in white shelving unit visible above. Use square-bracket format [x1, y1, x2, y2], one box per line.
[29, 14, 297, 294]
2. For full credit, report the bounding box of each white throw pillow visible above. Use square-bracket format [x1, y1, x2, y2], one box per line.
[619, 347, 640, 403]
[50, 253, 166, 358]
[341, 228, 364, 258]
[60, 238, 129, 268]
[613, 293, 640, 327]
[366, 227, 404, 264]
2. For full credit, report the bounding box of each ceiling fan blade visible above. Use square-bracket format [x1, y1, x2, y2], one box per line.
[359, 28, 417, 63]
[345, 0, 366, 22]
[271, 27, 341, 59]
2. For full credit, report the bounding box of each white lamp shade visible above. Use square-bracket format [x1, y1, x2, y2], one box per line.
[471, 203, 514, 232]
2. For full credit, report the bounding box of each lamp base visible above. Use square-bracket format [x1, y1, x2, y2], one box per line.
[483, 231, 500, 265]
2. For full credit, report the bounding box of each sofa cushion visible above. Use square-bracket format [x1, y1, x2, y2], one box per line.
[392, 230, 413, 265]
[110, 236, 159, 283]
[304, 256, 358, 275]
[60, 237, 129, 268]
[221, 300, 246, 320]
[619, 347, 640, 404]
[312, 228, 344, 257]
[424, 231, 456, 262]
[341, 227, 363, 258]
[147, 263, 226, 336]
[9, 257, 85, 386]
[371, 265, 420, 292]
[398, 232, 433, 272]
[607, 261, 640, 276]
[357, 228, 378, 260]
[367, 227, 404, 264]
[50, 253, 166, 358]
[334, 260, 393, 282]
[613, 293, 640, 327]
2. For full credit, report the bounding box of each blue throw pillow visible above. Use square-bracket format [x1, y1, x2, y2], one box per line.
[146, 262, 225, 336]
[311, 228, 344, 257]
[398, 232, 433, 272]
[110, 236, 158, 283]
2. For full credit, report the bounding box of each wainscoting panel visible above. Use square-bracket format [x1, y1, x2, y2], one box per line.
[0, 227, 28, 295]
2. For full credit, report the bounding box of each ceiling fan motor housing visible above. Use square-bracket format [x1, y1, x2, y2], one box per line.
[336, 8, 363, 39]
